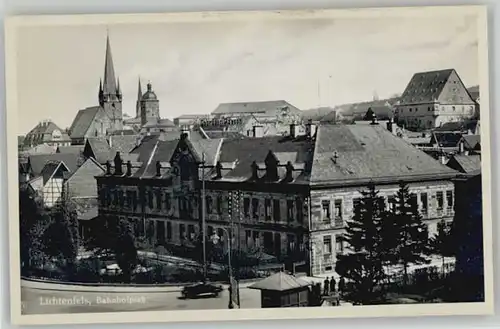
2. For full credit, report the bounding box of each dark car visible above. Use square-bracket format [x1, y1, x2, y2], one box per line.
[181, 282, 223, 299]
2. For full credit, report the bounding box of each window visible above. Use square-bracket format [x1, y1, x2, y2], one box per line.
[273, 200, 281, 221]
[420, 193, 428, 214]
[334, 199, 342, 220]
[410, 194, 418, 208]
[188, 224, 195, 241]
[265, 199, 272, 220]
[323, 236, 332, 254]
[246, 230, 252, 247]
[165, 193, 171, 211]
[243, 198, 250, 217]
[437, 191, 444, 210]
[252, 198, 259, 219]
[336, 235, 344, 253]
[446, 190, 453, 210]
[287, 200, 294, 222]
[428, 107, 431, 111]
[253, 231, 260, 247]
[206, 196, 213, 214]
[296, 198, 304, 223]
[452, 106, 456, 111]
[387, 196, 396, 212]
[179, 224, 186, 241]
[156, 190, 162, 210]
[148, 191, 153, 209]
[166, 221, 172, 240]
[217, 195, 223, 214]
[322, 200, 331, 222]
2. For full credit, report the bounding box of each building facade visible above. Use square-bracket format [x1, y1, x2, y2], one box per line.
[95, 123, 459, 276]
[395, 69, 476, 130]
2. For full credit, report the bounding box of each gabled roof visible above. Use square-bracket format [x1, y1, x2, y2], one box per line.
[65, 157, 105, 197]
[41, 160, 69, 184]
[69, 106, 103, 139]
[249, 272, 311, 291]
[23, 121, 69, 146]
[447, 154, 481, 174]
[212, 100, 301, 116]
[460, 135, 481, 151]
[28, 153, 80, 177]
[398, 68, 475, 106]
[310, 125, 457, 185]
[85, 137, 112, 164]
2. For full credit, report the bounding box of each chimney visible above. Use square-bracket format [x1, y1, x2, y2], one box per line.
[126, 161, 132, 176]
[284, 161, 294, 182]
[459, 140, 465, 154]
[251, 161, 259, 180]
[332, 151, 339, 164]
[156, 161, 161, 177]
[252, 125, 264, 138]
[215, 161, 223, 179]
[114, 152, 123, 175]
[180, 125, 190, 139]
[105, 160, 111, 175]
[290, 121, 297, 138]
[305, 120, 316, 138]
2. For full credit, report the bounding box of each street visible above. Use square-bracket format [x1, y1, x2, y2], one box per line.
[21, 285, 262, 314]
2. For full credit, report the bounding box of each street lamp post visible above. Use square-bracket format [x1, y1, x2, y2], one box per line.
[210, 228, 235, 309]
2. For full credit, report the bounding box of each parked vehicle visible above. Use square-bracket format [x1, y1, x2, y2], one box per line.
[181, 282, 223, 299]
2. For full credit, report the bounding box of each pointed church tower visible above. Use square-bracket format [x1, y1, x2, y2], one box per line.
[98, 32, 123, 132]
[136, 77, 143, 119]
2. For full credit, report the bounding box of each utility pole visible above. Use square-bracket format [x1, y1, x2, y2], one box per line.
[201, 153, 207, 279]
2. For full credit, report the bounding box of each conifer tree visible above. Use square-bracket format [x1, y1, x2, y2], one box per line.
[335, 182, 387, 304]
[388, 182, 430, 285]
[430, 220, 455, 275]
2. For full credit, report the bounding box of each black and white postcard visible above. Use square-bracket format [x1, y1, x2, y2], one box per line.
[5, 5, 493, 326]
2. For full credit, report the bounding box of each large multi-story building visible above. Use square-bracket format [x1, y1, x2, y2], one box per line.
[23, 120, 71, 150]
[95, 122, 459, 276]
[395, 69, 476, 130]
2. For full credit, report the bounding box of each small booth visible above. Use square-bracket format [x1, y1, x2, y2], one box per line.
[248, 271, 311, 308]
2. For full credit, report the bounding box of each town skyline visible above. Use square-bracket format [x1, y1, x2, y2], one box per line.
[16, 14, 479, 135]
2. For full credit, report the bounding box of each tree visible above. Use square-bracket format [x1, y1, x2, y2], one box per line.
[388, 182, 430, 285]
[335, 182, 387, 304]
[430, 220, 455, 275]
[113, 217, 138, 282]
[19, 186, 51, 270]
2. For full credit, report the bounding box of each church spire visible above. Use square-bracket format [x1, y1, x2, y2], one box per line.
[136, 77, 143, 118]
[103, 32, 117, 95]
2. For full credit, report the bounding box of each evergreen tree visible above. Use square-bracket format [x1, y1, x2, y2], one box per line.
[388, 182, 430, 285]
[113, 217, 138, 283]
[335, 182, 387, 304]
[430, 220, 455, 275]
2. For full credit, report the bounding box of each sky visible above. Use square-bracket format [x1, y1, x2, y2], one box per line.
[15, 13, 479, 135]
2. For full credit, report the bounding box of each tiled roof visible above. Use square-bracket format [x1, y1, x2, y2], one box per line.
[468, 85, 480, 100]
[433, 120, 478, 133]
[28, 153, 80, 177]
[86, 137, 112, 164]
[448, 154, 481, 174]
[217, 135, 313, 181]
[20, 144, 56, 156]
[142, 118, 175, 128]
[57, 145, 84, 155]
[204, 131, 246, 139]
[212, 100, 301, 116]
[23, 121, 68, 146]
[69, 106, 102, 139]
[65, 157, 105, 197]
[310, 124, 457, 184]
[18, 136, 25, 146]
[249, 272, 311, 291]
[399, 69, 453, 105]
[109, 129, 136, 136]
[461, 135, 481, 150]
[109, 135, 139, 154]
